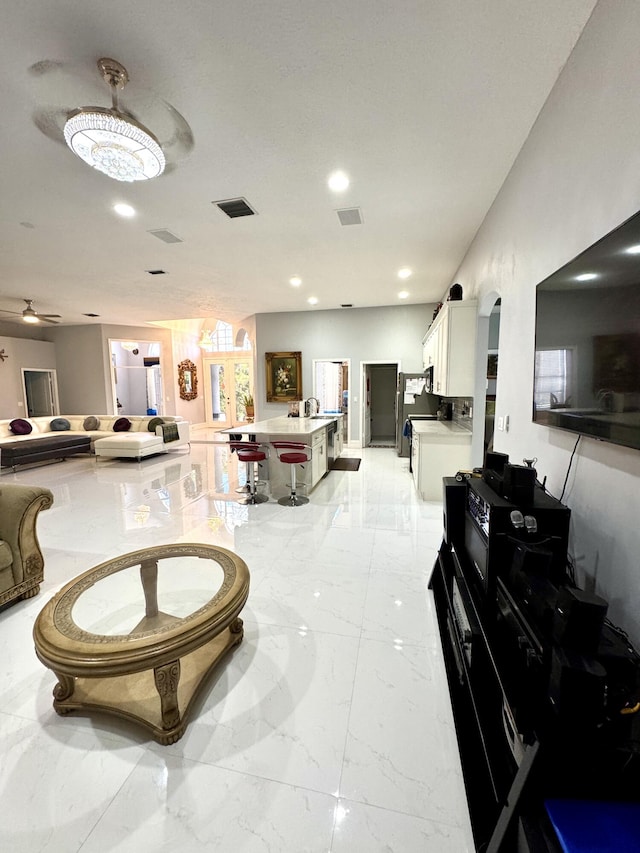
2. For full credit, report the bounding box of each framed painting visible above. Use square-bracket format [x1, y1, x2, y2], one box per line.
[265, 351, 302, 402]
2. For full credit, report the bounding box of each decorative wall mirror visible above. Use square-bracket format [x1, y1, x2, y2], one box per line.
[178, 359, 198, 401]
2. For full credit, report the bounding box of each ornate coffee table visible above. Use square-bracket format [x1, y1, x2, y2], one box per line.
[33, 543, 250, 744]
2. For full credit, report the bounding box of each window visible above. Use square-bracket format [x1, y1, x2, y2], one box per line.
[199, 322, 251, 352]
[534, 348, 574, 409]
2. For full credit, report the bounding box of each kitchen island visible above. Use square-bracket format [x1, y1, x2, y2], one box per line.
[222, 415, 343, 496]
[410, 420, 472, 500]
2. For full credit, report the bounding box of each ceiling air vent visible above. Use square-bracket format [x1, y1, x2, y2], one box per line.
[83, 313, 100, 317]
[213, 198, 257, 218]
[336, 207, 363, 226]
[148, 229, 183, 244]
[146, 269, 166, 275]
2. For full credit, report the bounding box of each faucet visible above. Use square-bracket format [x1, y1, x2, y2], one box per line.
[307, 397, 321, 416]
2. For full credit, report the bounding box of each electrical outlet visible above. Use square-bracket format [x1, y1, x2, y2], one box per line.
[497, 416, 504, 431]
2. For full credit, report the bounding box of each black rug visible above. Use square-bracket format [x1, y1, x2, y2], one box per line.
[331, 457, 361, 471]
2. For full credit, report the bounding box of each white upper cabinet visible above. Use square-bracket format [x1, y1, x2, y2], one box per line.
[422, 301, 477, 397]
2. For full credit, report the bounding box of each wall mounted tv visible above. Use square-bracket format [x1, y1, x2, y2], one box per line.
[533, 210, 640, 451]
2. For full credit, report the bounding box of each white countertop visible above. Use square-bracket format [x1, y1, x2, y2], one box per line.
[411, 420, 472, 437]
[222, 416, 339, 436]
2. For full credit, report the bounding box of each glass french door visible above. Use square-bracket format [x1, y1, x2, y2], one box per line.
[203, 356, 252, 427]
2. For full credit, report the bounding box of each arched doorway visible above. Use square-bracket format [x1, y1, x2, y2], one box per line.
[471, 294, 501, 467]
[199, 322, 254, 427]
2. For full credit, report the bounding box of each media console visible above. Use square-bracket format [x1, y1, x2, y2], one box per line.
[430, 470, 640, 852]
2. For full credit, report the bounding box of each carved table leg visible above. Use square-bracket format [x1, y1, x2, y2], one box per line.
[53, 672, 75, 702]
[140, 558, 159, 618]
[154, 660, 181, 730]
[229, 616, 244, 645]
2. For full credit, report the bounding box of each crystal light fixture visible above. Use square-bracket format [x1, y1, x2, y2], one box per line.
[64, 58, 165, 182]
[198, 330, 215, 352]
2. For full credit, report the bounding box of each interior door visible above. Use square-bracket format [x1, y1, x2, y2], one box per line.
[203, 356, 252, 426]
[22, 369, 59, 417]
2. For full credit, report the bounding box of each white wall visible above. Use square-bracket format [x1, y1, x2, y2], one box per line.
[44, 324, 177, 416]
[0, 335, 56, 418]
[255, 304, 434, 441]
[453, 0, 640, 645]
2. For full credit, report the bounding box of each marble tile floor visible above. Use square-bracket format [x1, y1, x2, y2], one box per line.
[0, 433, 474, 852]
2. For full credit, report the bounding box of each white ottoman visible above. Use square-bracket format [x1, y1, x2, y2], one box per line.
[94, 433, 165, 461]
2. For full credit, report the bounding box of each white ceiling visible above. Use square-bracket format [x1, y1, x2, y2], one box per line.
[0, 1, 597, 330]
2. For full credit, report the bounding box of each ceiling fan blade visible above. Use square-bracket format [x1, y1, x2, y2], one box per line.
[32, 107, 69, 145]
[0, 309, 22, 316]
[40, 314, 62, 319]
[40, 317, 59, 324]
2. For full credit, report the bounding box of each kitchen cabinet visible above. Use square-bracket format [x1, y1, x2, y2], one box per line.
[411, 421, 472, 500]
[422, 301, 477, 397]
[334, 418, 344, 459]
[423, 322, 439, 369]
[309, 426, 327, 485]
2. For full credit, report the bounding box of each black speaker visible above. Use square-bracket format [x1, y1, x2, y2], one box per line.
[483, 451, 509, 495]
[503, 464, 536, 505]
[548, 646, 607, 729]
[552, 586, 608, 656]
[508, 542, 558, 634]
[443, 477, 466, 547]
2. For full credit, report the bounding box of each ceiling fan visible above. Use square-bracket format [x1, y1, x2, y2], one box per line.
[0, 299, 61, 325]
[29, 57, 194, 178]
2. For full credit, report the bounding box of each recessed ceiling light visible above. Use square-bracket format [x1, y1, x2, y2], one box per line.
[398, 267, 412, 279]
[308, 296, 318, 305]
[576, 272, 598, 281]
[398, 291, 409, 299]
[289, 276, 302, 287]
[113, 202, 135, 218]
[626, 244, 640, 254]
[328, 170, 349, 192]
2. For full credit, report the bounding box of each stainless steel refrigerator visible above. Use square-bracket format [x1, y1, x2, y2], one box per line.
[395, 373, 439, 456]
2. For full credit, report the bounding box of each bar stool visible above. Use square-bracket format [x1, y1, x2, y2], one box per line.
[272, 441, 312, 506]
[228, 434, 250, 493]
[230, 441, 269, 505]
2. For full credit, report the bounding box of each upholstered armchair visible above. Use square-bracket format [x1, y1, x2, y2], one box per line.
[0, 484, 54, 608]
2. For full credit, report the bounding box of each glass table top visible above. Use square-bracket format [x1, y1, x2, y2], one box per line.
[72, 555, 226, 637]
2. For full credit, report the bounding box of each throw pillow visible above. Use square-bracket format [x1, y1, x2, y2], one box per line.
[83, 416, 100, 430]
[147, 416, 165, 432]
[9, 418, 32, 435]
[113, 417, 131, 432]
[50, 417, 70, 431]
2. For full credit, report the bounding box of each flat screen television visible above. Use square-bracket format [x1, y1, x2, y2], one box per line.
[533, 210, 640, 451]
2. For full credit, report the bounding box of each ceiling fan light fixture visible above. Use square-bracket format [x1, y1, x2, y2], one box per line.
[64, 109, 165, 182]
[22, 312, 40, 324]
[63, 58, 165, 183]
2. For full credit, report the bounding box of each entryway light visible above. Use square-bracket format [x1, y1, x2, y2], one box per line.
[328, 170, 349, 192]
[307, 296, 318, 305]
[398, 267, 412, 279]
[398, 291, 409, 299]
[113, 203, 136, 217]
[198, 330, 215, 351]
[289, 276, 302, 287]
